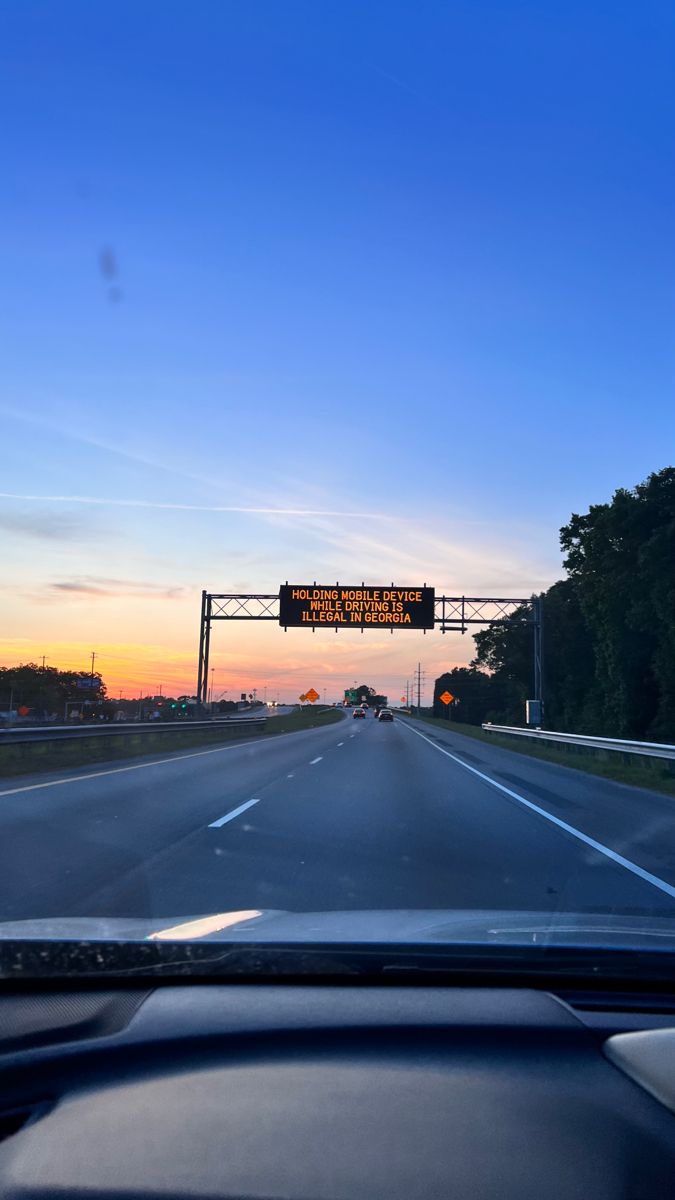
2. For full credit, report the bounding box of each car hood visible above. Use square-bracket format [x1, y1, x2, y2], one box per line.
[0, 908, 674, 949]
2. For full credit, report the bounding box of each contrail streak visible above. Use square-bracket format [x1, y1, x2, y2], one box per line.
[0, 492, 390, 520]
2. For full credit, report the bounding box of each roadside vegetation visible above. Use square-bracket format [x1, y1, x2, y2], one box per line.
[433, 466, 675, 743]
[264, 707, 342, 736]
[410, 714, 675, 798]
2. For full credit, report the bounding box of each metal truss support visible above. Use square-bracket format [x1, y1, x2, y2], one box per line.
[434, 596, 532, 634]
[533, 592, 545, 710]
[196, 590, 208, 706]
[197, 594, 280, 706]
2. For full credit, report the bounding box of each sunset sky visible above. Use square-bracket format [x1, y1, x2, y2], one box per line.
[2, 1, 674, 703]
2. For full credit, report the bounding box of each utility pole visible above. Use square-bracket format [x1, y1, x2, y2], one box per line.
[90, 651, 97, 696]
[41, 655, 46, 670]
[414, 662, 424, 713]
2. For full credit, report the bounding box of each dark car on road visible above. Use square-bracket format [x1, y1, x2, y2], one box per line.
[378, 708, 394, 722]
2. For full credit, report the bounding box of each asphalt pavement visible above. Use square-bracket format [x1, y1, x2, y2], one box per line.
[1, 710, 675, 922]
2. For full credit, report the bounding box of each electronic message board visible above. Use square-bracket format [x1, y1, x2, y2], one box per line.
[279, 585, 435, 629]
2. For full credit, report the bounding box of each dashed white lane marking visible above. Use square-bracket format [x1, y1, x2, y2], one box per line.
[0, 725, 338, 797]
[310, 757, 323, 765]
[401, 721, 675, 902]
[337, 742, 344, 746]
[208, 798, 260, 828]
[287, 773, 294, 778]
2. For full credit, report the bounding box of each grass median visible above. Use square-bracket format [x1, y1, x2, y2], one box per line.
[0, 708, 344, 780]
[263, 707, 343, 736]
[407, 714, 675, 797]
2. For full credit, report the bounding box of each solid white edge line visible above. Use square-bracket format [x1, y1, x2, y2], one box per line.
[0, 720, 347, 797]
[310, 757, 323, 765]
[401, 720, 675, 902]
[208, 798, 260, 828]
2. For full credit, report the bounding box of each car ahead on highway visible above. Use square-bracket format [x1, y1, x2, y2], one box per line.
[378, 708, 394, 722]
[352, 707, 366, 719]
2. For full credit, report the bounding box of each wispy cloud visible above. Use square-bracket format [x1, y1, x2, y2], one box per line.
[0, 403, 213, 492]
[0, 492, 390, 520]
[276, 514, 556, 595]
[0, 511, 95, 541]
[50, 576, 187, 599]
[369, 62, 422, 99]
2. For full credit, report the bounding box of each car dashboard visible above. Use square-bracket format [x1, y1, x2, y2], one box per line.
[2, 981, 675, 1198]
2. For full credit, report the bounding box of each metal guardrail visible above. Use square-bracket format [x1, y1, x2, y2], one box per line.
[481, 724, 675, 762]
[0, 717, 266, 746]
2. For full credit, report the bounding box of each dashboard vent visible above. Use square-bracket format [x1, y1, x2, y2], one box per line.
[561, 991, 675, 1015]
[0, 990, 151, 1054]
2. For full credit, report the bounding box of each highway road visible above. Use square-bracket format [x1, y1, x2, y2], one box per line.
[1, 710, 675, 924]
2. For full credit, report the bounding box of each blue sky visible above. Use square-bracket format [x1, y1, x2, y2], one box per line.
[1, 0, 674, 698]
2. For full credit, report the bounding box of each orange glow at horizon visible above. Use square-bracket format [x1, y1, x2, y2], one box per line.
[0, 640, 197, 697]
[0, 631, 470, 702]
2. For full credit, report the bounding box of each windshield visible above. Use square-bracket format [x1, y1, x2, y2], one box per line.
[1, 2, 674, 982]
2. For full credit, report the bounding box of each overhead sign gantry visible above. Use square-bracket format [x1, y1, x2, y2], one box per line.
[196, 584, 545, 718]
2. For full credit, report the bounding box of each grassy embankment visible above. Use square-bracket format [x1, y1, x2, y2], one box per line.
[0, 707, 343, 780]
[263, 707, 343, 736]
[408, 713, 675, 797]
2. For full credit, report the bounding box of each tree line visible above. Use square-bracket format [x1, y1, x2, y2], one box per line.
[0, 664, 198, 722]
[0, 664, 106, 718]
[434, 467, 675, 740]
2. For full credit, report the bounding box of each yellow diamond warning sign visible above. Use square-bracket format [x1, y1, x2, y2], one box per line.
[305, 688, 320, 703]
[440, 690, 454, 705]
